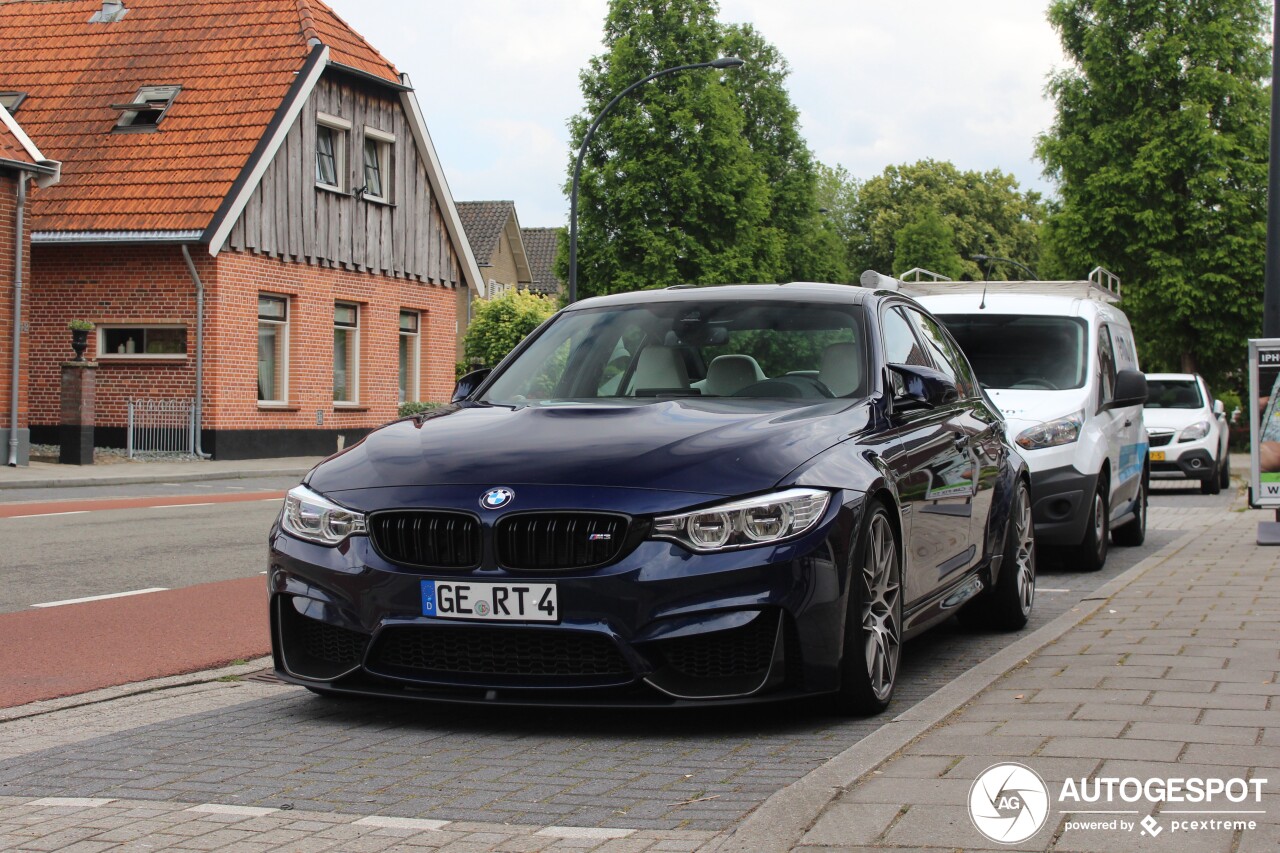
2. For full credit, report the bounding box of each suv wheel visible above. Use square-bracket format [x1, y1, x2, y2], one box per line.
[1200, 467, 1221, 496]
[1073, 479, 1109, 571]
[1218, 455, 1231, 489]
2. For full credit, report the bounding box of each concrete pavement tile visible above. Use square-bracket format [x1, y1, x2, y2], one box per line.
[943, 755, 1101, 784]
[1237, 821, 1280, 853]
[798, 802, 901, 845]
[1201, 709, 1280, 727]
[1121, 722, 1260, 744]
[39, 842, 116, 853]
[1165, 667, 1278, 683]
[1054, 820, 1231, 853]
[1215, 682, 1280, 696]
[1072, 703, 1198, 723]
[1179, 743, 1280, 767]
[906, 733, 1047, 757]
[864, 754, 958, 778]
[842, 776, 973, 806]
[881, 803, 993, 849]
[1147, 691, 1269, 710]
[995, 720, 1126, 739]
[1038, 736, 1184, 761]
[1029, 688, 1151, 704]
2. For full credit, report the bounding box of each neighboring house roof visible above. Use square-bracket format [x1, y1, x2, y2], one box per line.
[457, 201, 516, 267]
[521, 226, 564, 295]
[0, 0, 397, 233]
[0, 101, 60, 182]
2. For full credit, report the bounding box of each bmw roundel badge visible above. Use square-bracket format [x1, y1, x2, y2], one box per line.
[480, 487, 515, 510]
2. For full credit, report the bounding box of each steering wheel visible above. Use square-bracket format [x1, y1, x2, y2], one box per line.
[1012, 378, 1059, 390]
[734, 375, 834, 399]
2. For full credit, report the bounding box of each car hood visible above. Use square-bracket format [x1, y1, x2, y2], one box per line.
[1142, 408, 1206, 431]
[984, 388, 1090, 428]
[306, 398, 872, 498]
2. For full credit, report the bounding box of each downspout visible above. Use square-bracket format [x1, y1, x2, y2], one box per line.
[181, 244, 211, 458]
[7, 176, 25, 467]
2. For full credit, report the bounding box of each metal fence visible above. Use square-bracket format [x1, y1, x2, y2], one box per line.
[127, 398, 195, 457]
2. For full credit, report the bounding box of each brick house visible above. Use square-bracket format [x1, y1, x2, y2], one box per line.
[0, 0, 483, 460]
[0, 102, 61, 466]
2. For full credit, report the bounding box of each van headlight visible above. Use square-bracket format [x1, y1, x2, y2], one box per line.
[1178, 421, 1211, 442]
[1016, 411, 1084, 450]
[651, 489, 830, 552]
[281, 485, 367, 546]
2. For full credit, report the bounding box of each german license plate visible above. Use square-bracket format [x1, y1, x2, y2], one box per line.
[1149, 450, 1166, 462]
[421, 580, 558, 622]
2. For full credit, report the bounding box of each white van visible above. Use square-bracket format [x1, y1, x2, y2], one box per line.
[871, 269, 1148, 571]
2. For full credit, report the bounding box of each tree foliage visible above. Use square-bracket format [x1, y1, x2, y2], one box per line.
[894, 207, 964, 280]
[463, 290, 558, 369]
[1037, 0, 1270, 388]
[837, 159, 1045, 281]
[565, 0, 843, 298]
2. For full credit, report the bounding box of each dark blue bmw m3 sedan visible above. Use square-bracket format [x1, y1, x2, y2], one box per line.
[269, 282, 1034, 714]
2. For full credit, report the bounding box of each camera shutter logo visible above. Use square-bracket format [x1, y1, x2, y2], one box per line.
[969, 763, 1051, 844]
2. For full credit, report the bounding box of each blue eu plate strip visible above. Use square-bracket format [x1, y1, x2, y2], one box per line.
[420, 580, 436, 617]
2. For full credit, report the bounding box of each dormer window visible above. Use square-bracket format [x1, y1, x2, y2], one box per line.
[112, 85, 179, 131]
[0, 92, 26, 114]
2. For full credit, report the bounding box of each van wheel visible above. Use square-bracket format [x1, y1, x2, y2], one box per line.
[1112, 478, 1146, 547]
[1073, 480, 1108, 571]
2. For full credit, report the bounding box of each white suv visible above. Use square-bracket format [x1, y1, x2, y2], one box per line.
[896, 271, 1149, 572]
[1143, 373, 1230, 494]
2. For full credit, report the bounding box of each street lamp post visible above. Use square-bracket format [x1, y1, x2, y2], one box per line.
[971, 253, 1039, 281]
[567, 56, 745, 304]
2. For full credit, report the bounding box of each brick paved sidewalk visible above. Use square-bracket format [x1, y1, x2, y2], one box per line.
[793, 508, 1280, 852]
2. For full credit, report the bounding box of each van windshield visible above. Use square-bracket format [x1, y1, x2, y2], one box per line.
[934, 314, 1088, 391]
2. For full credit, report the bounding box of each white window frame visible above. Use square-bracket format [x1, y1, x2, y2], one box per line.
[257, 294, 290, 406]
[96, 324, 188, 359]
[115, 85, 180, 129]
[398, 310, 421, 404]
[316, 112, 352, 193]
[333, 301, 361, 406]
[361, 126, 395, 204]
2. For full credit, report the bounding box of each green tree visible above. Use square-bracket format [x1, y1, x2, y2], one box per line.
[843, 159, 1045, 280]
[463, 290, 558, 369]
[815, 162, 862, 278]
[894, 207, 964, 280]
[1037, 0, 1270, 387]
[564, 0, 844, 297]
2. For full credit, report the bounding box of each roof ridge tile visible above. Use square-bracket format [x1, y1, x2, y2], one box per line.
[295, 0, 320, 45]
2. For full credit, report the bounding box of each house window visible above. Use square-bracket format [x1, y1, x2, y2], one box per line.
[258, 295, 289, 404]
[113, 85, 179, 130]
[334, 302, 360, 404]
[0, 92, 26, 113]
[399, 310, 420, 404]
[98, 325, 187, 358]
[316, 113, 351, 191]
[361, 127, 395, 203]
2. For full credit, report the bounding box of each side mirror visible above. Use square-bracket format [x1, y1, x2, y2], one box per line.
[1104, 369, 1147, 410]
[1213, 399, 1225, 416]
[452, 368, 492, 403]
[887, 364, 959, 411]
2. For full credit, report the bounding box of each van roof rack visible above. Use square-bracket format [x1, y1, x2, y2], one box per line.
[859, 266, 1122, 303]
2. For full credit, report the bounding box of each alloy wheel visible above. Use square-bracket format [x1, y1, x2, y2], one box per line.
[1013, 487, 1035, 615]
[861, 513, 901, 702]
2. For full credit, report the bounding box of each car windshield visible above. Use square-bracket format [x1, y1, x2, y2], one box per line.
[1145, 378, 1203, 409]
[934, 314, 1088, 391]
[480, 298, 868, 406]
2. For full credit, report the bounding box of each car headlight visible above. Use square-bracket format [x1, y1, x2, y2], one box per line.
[281, 485, 367, 546]
[1016, 411, 1084, 450]
[651, 488, 830, 553]
[1178, 420, 1211, 442]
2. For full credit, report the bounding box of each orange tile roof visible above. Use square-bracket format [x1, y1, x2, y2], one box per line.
[0, 116, 37, 167]
[0, 0, 400, 234]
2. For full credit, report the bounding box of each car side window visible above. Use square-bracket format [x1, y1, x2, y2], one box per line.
[882, 306, 930, 366]
[1098, 325, 1117, 407]
[903, 308, 978, 398]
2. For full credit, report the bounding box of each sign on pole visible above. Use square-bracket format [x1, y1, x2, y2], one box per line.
[1248, 339, 1280, 516]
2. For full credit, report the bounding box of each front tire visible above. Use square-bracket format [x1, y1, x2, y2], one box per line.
[1072, 479, 1109, 572]
[1112, 477, 1147, 546]
[1200, 470, 1221, 495]
[1219, 455, 1231, 489]
[833, 502, 902, 716]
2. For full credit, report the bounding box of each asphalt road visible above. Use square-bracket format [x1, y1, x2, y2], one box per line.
[0, 476, 1239, 831]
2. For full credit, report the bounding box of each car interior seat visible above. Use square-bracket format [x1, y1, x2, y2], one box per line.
[818, 342, 863, 397]
[703, 355, 766, 396]
[628, 346, 691, 394]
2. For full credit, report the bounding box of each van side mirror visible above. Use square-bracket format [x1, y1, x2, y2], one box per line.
[1104, 369, 1147, 410]
[888, 364, 959, 411]
[452, 368, 491, 403]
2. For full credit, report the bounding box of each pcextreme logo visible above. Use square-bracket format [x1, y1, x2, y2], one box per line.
[967, 763, 1269, 845]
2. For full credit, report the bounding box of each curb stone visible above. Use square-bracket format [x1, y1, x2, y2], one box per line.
[707, 527, 1203, 853]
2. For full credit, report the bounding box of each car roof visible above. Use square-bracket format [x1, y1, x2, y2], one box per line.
[915, 291, 1132, 326]
[1146, 373, 1202, 382]
[564, 282, 872, 311]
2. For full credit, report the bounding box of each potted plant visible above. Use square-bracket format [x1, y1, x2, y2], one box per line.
[67, 320, 95, 361]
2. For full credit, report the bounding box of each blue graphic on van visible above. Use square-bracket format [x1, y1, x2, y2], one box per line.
[1119, 442, 1148, 483]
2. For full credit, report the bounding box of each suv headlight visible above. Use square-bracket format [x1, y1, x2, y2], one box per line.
[281, 485, 367, 546]
[651, 488, 830, 553]
[1178, 420, 1211, 442]
[1016, 411, 1084, 451]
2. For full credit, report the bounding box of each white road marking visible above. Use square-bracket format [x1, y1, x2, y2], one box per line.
[354, 816, 450, 830]
[30, 797, 116, 808]
[187, 804, 279, 817]
[7, 510, 89, 519]
[32, 588, 169, 608]
[1037, 588, 1072, 593]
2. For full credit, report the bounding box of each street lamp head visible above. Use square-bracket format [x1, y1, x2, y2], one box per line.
[709, 56, 746, 69]
[971, 254, 990, 262]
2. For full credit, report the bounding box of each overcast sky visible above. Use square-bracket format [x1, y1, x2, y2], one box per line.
[325, 1, 1069, 228]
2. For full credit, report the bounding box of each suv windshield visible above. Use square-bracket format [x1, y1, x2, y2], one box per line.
[481, 299, 868, 406]
[1146, 378, 1203, 409]
[935, 314, 1088, 391]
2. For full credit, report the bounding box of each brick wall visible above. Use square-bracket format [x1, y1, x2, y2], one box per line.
[27, 245, 458, 453]
[0, 172, 29, 435]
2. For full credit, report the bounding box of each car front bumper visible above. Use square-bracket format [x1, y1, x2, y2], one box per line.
[1149, 437, 1218, 480]
[1025, 465, 1099, 547]
[268, 491, 863, 707]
